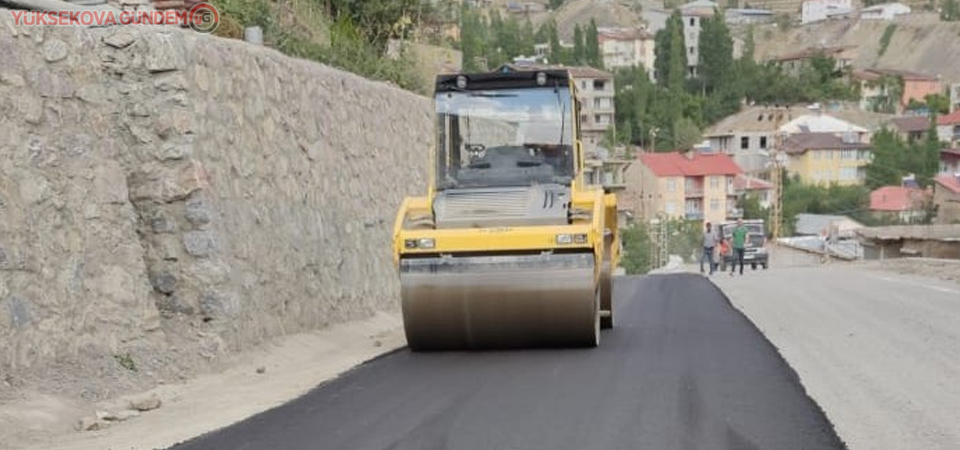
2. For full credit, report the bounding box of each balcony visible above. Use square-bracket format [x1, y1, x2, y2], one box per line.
[685, 210, 704, 220]
[684, 188, 704, 198]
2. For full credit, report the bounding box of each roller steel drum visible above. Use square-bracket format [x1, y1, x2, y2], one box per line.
[400, 252, 599, 350]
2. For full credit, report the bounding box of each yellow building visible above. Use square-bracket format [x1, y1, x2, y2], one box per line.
[783, 132, 872, 185]
[633, 151, 744, 225]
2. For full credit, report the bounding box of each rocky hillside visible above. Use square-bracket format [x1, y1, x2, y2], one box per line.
[752, 14, 960, 85]
[0, 12, 430, 399]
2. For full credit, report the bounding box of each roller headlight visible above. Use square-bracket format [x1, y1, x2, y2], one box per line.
[556, 234, 588, 245]
[404, 238, 436, 249]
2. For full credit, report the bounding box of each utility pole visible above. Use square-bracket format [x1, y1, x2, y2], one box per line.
[769, 106, 788, 243]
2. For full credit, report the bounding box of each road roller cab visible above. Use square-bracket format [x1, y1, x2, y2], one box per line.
[392, 66, 620, 351]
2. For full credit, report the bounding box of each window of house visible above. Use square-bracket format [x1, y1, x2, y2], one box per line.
[710, 176, 720, 189]
[840, 168, 858, 180]
[727, 176, 734, 190]
[689, 17, 695, 26]
[740, 136, 749, 149]
[842, 150, 856, 160]
[689, 46, 695, 55]
[581, 81, 588, 90]
[666, 179, 677, 192]
[665, 201, 677, 214]
[593, 80, 605, 90]
[710, 199, 720, 211]
[759, 136, 768, 149]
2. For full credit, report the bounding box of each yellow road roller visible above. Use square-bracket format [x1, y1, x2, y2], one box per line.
[392, 66, 620, 351]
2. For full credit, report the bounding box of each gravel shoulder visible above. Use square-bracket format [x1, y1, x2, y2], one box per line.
[713, 265, 960, 450]
[1, 313, 405, 450]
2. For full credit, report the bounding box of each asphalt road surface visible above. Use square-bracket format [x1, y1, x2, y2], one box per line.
[169, 274, 845, 450]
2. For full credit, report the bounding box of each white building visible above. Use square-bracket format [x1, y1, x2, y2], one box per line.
[860, 2, 911, 20]
[724, 8, 775, 25]
[801, 0, 853, 24]
[680, 0, 718, 78]
[597, 27, 656, 77]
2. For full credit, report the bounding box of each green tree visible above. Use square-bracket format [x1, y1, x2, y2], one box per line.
[586, 19, 602, 68]
[865, 127, 906, 189]
[573, 24, 586, 64]
[697, 16, 734, 94]
[739, 193, 767, 220]
[621, 223, 653, 274]
[942, 0, 960, 20]
[520, 19, 536, 57]
[654, 11, 687, 90]
[459, 6, 488, 71]
[325, 0, 422, 49]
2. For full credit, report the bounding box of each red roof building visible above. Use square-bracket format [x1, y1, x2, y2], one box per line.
[638, 151, 743, 177]
[870, 185, 932, 224]
[936, 110, 960, 126]
[933, 173, 960, 224]
[635, 151, 744, 224]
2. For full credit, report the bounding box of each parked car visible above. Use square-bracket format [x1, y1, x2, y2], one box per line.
[718, 219, 769, 270]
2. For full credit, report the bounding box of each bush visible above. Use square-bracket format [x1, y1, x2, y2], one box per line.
[210, 0, 422, 94]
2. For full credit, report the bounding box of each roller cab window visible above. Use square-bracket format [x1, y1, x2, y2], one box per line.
[434, 87, 576, 190]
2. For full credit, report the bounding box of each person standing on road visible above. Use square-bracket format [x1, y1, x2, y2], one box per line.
[730, 219, 750, 276]
[700, 222, 717, 275]
[717, 237, 730, 272]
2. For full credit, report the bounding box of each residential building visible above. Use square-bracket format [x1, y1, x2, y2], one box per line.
[852, 68, 942, 114]
[633, 151, 742, 225]
[506, 1, 546, 14]
[887, 115, 931, 143]
[780, 113, 870, 140]
[936, 110, 960, 148]
[597, 27, 656, 76]
[801, 0, 853, 23]
[795, 213, 864, 238]
[856, 224, 960, 258]
[705, 106, 872, 177]
[570, 66, 616, 150]
[680, 0, 718, 78]
[870, 185, 931, 223]
[941, 149, 960, 174]
[705, 107, 791, 177]
[770, 46, 855, 76]
[933, 174, 960, 224]
[724, 8, 774, 24]
[783, 132, 872, 185]
[733, 174, 774, 209]
[860, 2, 911, 20]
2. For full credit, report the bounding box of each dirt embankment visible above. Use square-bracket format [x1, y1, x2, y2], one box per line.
[752, 13, 960, 85]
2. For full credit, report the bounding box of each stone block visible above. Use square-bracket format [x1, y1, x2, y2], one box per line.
[183, 230, 218, 257]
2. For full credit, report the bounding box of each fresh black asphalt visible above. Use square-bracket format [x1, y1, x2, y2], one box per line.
[168, 273, 847, 450]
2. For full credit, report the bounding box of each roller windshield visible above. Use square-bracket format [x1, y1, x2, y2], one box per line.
[434, 87, 576, 190]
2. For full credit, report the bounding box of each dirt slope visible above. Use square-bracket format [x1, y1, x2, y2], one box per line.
[752, 13, 960, 85]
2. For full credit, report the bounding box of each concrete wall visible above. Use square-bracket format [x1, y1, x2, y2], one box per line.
[0, 15, 431, 375]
